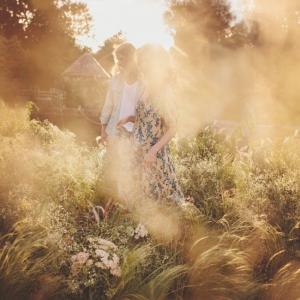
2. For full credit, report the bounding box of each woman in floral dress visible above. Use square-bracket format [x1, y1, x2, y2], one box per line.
[118, 44, 185, 206]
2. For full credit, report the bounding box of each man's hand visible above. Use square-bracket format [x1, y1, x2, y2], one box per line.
[117, 117, 129, 128]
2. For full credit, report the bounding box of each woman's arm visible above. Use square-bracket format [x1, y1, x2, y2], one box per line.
[152, 126, 175, 153]
[144, 124, 176, 165]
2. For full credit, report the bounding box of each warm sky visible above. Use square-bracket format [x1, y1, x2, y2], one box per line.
[78, 0, 253, 51]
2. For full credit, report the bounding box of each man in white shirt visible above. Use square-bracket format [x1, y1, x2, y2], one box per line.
[100, 42, 141, 142]
[118, 81, 139, 133]
[99, 42, 141, 212]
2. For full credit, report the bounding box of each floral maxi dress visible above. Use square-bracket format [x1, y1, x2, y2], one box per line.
[133, 98, 185, 205]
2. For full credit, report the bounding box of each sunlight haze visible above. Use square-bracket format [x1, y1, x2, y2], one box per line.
[78, 0, 173, 50]
[79, 0, 252, 51]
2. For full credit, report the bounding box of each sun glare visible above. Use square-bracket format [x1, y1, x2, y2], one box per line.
[80, 0, 173, 50]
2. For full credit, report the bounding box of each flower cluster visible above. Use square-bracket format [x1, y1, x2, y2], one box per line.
[95, 249, 121, 277]
[71, 252, 90, 275]
[69, 236, 122, 279]
[133, 223, 149, 240]
[89, 237, 121, 277]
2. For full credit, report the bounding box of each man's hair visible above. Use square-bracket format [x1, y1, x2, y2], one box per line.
[114, 42, 136, 58]
[112, 42, 136, 75]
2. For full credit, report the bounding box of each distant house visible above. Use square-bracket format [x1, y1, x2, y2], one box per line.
[62, 53, 110, 109]
[19, 53, 110, 143]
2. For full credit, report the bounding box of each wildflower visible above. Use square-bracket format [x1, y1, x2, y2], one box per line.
[87, 236, 118, 250]
[71, 252, 89, 265]
[106, 254, 121, 277]
[95, 249, 121, 277]
[96, 238, 118, 250]
[110, 265, 122, 277]
[112, 254, 120, 264]
[95, 249, 109, 259]
[134, 223, 148, 239]
[70, 252, 90, 276]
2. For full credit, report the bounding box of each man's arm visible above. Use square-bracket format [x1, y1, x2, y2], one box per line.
[100, 124, 108, 144]
[99, 80, 114, 144]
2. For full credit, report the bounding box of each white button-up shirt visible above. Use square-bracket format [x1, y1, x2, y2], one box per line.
[100, 75, 143, 136]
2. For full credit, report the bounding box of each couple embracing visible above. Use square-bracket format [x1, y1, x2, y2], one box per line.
[99, 42, 186, 209]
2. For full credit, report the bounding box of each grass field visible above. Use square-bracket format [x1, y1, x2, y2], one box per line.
[1, 101, 300, 300]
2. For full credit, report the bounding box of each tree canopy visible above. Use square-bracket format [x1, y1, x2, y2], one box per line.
[166, 0, 258, 61]
[0, 0, 91, 99]
[95, 32, 125, 75]
[0, 0, 90, 41]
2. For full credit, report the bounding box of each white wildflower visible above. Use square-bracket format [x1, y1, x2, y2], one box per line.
[110, 265, 122, 277]
[87, 236, 118, 250]
[96, 238, 118, 250]
[134, 223, 149, 239]
[71, 252, 89, 265]
[112, 254, 120, 264]
[70, 252, 90, 276]
[95, 249, 109, 259]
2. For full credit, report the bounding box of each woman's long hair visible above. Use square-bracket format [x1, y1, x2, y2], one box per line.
[137, 44, 178, 120]
[137, 44, 177, 90]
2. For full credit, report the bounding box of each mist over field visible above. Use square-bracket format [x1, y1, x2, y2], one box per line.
[0, 1, 300, 300]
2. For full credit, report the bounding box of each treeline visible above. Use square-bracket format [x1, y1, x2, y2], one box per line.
[1, 0, 299, 124]
[0, 0, 91, 101]
[0, 0, 258, 103]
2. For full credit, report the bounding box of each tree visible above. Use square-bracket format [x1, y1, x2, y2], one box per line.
[0, 0, 92, 96]
[166, 0, 258, 60]
[0, 0, 90, 42]
[0, 0, 33, 40]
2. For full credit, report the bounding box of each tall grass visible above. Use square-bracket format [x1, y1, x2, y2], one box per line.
[0, 222, 64, 300]
[1, 101, 300, 299]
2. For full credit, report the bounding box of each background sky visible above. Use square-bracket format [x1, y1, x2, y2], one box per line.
[78, 0, 253, 51]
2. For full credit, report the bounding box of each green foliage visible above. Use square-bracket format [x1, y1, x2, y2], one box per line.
[173, 127, 236, 220]
[109, 245, 187, 300]
[0, 222, 65, 300]
[95, 32, 125, 74]
[234, 138, 300, 235]
[186, 233, 255, 300]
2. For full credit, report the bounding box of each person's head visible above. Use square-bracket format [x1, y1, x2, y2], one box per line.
[114, 42, 137, 74]
[137, 44, 173, 94]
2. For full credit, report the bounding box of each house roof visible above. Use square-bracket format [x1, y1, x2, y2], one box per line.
[63, 53, 110, 79]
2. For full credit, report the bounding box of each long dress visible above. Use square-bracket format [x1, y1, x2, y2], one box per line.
[133, 96, 185, 205]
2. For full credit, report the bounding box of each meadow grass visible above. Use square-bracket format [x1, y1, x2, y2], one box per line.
[0, 101, 300, 300]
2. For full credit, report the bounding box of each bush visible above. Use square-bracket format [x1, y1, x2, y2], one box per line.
[173, 126, 236, 220]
